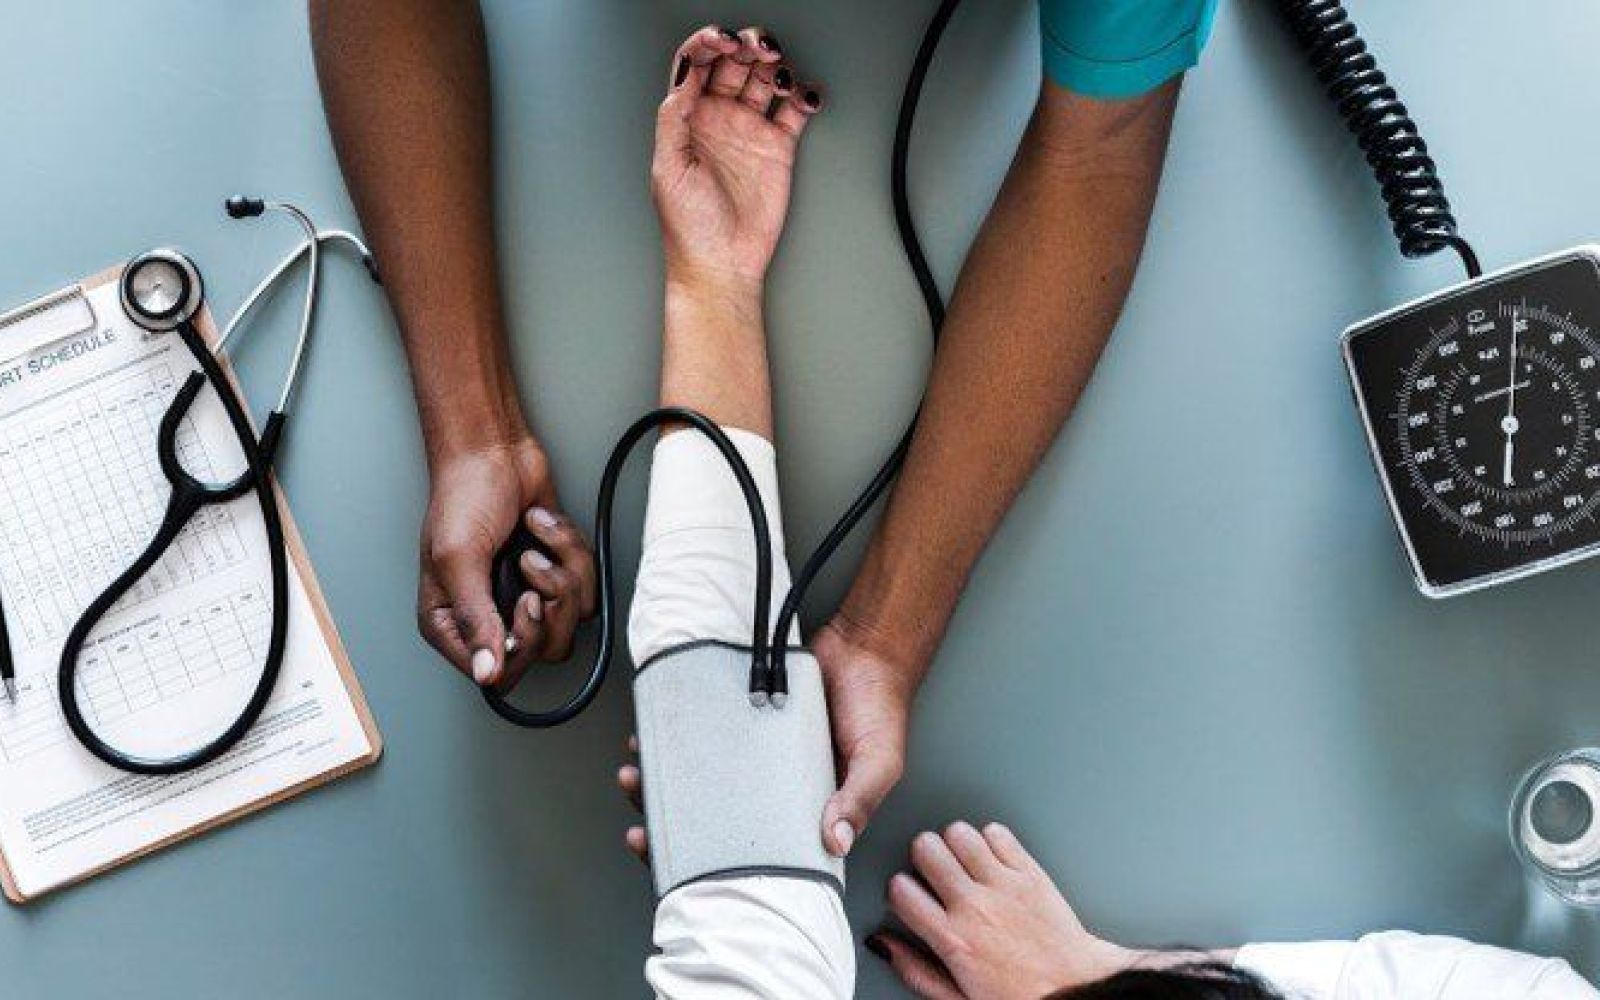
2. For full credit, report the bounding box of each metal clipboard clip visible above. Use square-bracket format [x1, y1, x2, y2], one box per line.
[0, 285, 100, 370]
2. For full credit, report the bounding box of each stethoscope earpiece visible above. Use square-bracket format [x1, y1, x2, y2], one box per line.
[224, 195, 266, 219]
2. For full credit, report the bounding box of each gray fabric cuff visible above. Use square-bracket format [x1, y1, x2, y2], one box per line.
[634, 642, 843, 900]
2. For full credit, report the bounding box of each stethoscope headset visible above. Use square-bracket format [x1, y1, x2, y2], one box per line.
[59, 197, 377, 774]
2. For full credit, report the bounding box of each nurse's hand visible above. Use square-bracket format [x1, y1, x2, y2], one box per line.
[417, 436, 597, 690]
[653, 24, 824, 293]
[813, 620, 915, 859]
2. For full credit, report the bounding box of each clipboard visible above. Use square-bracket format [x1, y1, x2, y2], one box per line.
[0, 264, 382, 902]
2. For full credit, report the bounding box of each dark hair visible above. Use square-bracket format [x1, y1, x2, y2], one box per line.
[1050, 962, 1283, 999]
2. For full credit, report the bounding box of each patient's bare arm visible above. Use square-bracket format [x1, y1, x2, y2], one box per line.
[614, 22, 824, 857]
[651, 27, 823, 437]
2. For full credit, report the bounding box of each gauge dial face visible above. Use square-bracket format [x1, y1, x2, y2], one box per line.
[1398, 301, 1600, 541]
[1346, 253, 1600, 594]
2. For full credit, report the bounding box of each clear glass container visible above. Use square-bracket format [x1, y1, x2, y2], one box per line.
[1512, 747, 1600, 907]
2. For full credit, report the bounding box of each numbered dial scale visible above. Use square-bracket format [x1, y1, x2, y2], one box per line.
[1345, 248, 1600, 597]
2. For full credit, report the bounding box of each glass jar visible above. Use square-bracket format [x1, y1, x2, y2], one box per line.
[1511, 747, 1600, 907]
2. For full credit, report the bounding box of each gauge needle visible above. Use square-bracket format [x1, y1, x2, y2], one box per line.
[1502, 306, 1521, 487]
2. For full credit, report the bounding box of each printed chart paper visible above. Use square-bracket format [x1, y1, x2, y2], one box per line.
[0, 276, 377, 900]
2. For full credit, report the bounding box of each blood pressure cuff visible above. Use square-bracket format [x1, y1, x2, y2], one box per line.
[633, 640, 843, 901]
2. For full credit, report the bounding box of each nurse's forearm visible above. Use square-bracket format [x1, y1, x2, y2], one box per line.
[309, 0, 526, 470]
[835, 80, 1180, 674]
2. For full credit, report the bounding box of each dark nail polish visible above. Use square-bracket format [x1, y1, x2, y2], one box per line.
[803, 89, 822, 110]
[775, 67, 794, 90]
[865, 935, 890, 962]
[719, 27, 739, 41]
[759, 33, 781, 53]
[673, 56, 690, 87]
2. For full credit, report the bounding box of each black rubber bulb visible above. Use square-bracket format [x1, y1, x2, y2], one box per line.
[490, 524, 556, 628]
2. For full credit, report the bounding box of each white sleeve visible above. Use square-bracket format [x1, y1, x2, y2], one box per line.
[629, 428, 800, 665]
[1236, 932, 1598, 999]
[649, 878, 854, 1000]
[630, 427, 852, 1000]
[1233, 940, 1353, 998]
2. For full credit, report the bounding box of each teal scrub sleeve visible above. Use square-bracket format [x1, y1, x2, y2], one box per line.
[1039, 0, 1220, 99]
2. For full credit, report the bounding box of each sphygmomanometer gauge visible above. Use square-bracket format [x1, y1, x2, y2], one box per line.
[1345, 249, 1600, 597]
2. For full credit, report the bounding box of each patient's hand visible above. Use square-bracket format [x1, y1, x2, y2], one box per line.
[617, 734, 648, 863]
[653, 25, 824, 292]
[870, 823, 1138, 999]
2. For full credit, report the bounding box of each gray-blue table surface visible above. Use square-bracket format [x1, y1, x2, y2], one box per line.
[1, 1, 1597, 996]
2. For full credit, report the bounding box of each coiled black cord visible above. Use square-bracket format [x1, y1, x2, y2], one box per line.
[766, 0, 962, 696]
[1273, 0, 1481, 278]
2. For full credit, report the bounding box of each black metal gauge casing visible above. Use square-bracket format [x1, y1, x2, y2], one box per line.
[1344, 247, 1600, 597]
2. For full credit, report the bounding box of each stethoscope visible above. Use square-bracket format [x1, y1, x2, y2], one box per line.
[57, 196, 376, 775]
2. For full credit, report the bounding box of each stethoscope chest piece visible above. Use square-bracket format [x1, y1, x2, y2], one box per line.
[121, 248, 204, 333]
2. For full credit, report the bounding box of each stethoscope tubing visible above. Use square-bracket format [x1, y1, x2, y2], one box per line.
[217, 230, 377, 356]
[57, 318, 291, 775]
[56, 211, 376, 774]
